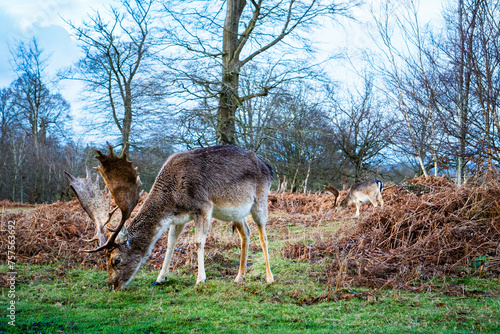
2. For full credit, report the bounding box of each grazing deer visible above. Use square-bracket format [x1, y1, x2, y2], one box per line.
[337, 179, 384, 217]
[323, 184, 340, 206]
[68, 144, 274, 290]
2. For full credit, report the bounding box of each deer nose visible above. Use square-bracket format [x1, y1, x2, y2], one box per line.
[109, 281, 122, 290]
[109, 281, 125, 290]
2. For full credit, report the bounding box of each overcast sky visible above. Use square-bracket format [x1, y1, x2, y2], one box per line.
[0, 0, 444, 140]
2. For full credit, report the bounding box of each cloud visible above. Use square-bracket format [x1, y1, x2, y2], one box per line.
[0, 0, 111, 33]
[0, 0, 112, 85]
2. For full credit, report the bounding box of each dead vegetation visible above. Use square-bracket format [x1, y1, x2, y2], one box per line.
[1, 175, 499, 290]
[268, 192, 338, 215]
[283, 175, 500, 289]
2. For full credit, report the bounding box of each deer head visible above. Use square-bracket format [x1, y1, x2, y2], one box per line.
[68, 143, 142, 289]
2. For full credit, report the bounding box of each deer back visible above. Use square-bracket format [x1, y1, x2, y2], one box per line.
[141, 145, 273, 214]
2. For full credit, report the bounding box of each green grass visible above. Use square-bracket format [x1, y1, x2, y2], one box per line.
[0, 207, 35, 214]
[1, 214, 499, 333]
[1, 260, 499, 333]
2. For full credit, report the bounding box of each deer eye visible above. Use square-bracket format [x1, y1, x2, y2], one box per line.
[114, 258, 121, 266]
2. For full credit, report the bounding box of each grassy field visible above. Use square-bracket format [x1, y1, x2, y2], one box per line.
[1, 212, 500, 333]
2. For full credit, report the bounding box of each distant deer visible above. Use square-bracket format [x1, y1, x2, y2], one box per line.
[323, 184, 340, 206]
[67, 144, 274, 290]
[337, 179, 384, 217]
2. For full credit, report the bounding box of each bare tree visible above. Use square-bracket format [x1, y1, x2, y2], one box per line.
[0, 88, 14, 147]
[329, 77, 393, 182]
[9, 38, 71, 153]
[468, 1, 500, 171]
[161, 0, 358, 145]
[4, 37, 73, 203]
[368, 0, 433, 177]
[453, 0, 476, 184]
[262, 83, 334, 192]
[65, 0, 162, 153]
[236, 65, 282, 152]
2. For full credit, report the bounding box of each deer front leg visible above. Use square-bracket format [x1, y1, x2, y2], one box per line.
[155, 223, 186, 284]
[367, 195, 378, 208]
[354, 200, 361, 217]
[377, 193, 384, 207]
[194, 213, 211, 284]
[232, 219, 250, 283]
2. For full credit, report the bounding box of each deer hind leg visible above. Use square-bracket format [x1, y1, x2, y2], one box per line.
[251, 198, 274, 284]
[156, 223, 186, 284]
[232, 219, 250, 283]
[194, 211, 212, 284]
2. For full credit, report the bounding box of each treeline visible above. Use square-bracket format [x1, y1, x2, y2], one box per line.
[1, 0, 499, 203]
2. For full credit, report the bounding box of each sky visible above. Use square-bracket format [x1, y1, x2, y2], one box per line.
[0, 0, 113, 85]
[0, 0, 113, 139]
[0, 0, 444, 140]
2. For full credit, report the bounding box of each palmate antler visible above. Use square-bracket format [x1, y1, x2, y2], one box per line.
[89, 142, 142, 252]
[67, 142, 142, 253]
[65, 168, 118, 248]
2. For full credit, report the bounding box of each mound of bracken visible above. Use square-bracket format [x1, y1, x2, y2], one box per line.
[283, 175, 500, 289]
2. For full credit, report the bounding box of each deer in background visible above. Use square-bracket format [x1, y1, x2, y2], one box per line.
[67, 144, 274, 290]
[337, 179, 384, 217]
[323, 184, 340, 206]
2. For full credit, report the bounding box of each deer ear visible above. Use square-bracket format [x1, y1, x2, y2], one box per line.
[117, 225, 130, 245]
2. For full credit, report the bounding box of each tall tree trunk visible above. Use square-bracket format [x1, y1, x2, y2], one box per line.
[217, 0, 246, 145]
[303, 158, 312, 193]
[122, 83, 133, 155]
[456, 0, 475, 185]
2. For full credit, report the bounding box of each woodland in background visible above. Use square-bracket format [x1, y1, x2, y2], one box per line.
[1, 0, 500, 203]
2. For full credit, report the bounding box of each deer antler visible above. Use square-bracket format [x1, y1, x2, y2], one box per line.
[65, 168, 117, 248]
[87, 142, 142, 252]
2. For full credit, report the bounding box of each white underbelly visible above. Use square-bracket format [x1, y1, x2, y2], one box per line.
[212, 202, 253, 222]
[171, 213, 191, 226]
[357, 195, 371, 203]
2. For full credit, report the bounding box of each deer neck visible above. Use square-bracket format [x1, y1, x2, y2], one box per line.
[126, 199, 174, 258]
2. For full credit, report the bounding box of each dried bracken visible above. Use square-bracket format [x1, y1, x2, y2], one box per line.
[268, 192, 339, 215]
[283, 175, 500, 289]
[2, 175, 499, 289]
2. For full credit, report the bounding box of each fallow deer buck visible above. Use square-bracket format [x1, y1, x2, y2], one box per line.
[337, 179, 384, 217]
[68, 144, 274, 290]
[323, 184, 340, 206]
